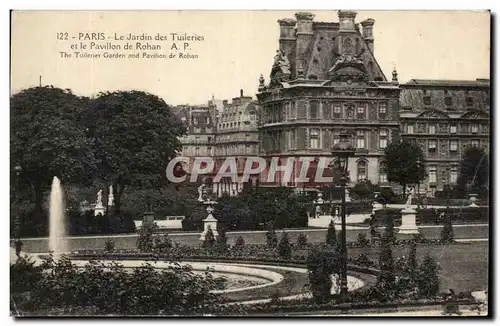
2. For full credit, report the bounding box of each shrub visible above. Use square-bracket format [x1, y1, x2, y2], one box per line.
[297, 233, 308, 248]
[10, 254, 219, 315]
[384, 216, 396, 244]
[234, 236, 245, 249]
[265, 222, 278, 248]
[417, 254, 440, 298]
[136, 221, 159, 252]
[104, 239, 115, 253]
[440, 213, 455, 243]
[356, 233, 370, 247]
[216, 228, 228, 252]
[378, 236, 395, 287]
[203, 228, 216, 248]
[306, 245, 341, 304]
[325, 221, 337, 247]
[153, 234, 173, 251]
[278, 232, 292, 259]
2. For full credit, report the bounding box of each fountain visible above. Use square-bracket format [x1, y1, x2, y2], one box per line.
[49, 176, 68, 255]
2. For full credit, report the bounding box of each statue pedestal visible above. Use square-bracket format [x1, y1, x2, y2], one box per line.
[199, 201, 218, 240]
[199, 215, 218, 240]
[94, 205, 105, 216]
[398, 208, 419, 235]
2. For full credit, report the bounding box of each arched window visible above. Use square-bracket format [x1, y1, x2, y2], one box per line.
[357, 161, 367, 181]
[343, 37, 353, 55]
[379, 161, 388, 183]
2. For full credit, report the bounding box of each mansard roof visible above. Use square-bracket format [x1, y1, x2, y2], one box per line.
[404, 79, 490, 88]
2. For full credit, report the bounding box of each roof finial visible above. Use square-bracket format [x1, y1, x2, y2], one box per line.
[392, 66, 398, 83]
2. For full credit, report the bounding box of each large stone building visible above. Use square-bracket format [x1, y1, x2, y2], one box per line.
[176, 11, 490, 197]
[256, 11, 401, 188]
[399, 79, 490, 196]
[175, 90, 260, 196]
[213, 90, 260, 195]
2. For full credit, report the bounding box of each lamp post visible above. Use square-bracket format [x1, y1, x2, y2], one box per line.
[13, 165, 22, 240]
[331, 132, 355, 303]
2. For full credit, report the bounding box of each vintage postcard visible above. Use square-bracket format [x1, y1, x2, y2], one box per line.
[10, 10, 490, 317]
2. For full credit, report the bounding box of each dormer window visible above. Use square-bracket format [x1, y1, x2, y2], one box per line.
[423, 96, 431, 106]
[445, 96, 453, 107]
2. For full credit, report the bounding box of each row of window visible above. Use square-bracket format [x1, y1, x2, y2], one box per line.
[405, 123, 486, 134]
[181, 116, 211, 125]
[263, 101, 389, 123]
[422, 95, 478, 107]
[427, 166, 458, 184]
[426, 139, 483, 152]
[308, 129, 389, 150]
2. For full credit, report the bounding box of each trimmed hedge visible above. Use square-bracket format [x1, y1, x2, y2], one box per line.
[371, 207, 489, 226]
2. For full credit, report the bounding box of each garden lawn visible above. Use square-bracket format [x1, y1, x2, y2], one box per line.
[348, 242, 489, 293]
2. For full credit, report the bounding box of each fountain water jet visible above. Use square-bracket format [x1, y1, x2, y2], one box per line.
[49, 176, 68, 256]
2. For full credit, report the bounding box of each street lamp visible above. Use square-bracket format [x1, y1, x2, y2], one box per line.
[331, 132, 355, 303]
[13, 165, 22, 240]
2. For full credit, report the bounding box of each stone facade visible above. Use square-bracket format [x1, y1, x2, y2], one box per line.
[174, 90, 260, 196]
[399, 79, 490, 196]
[257, 11, 400, 189]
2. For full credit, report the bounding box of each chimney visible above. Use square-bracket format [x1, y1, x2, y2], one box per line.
[338, 10, 357, 32]
[278, 18, 296, 59]
[223, 100, 228, 108]
[294, 12, 315, 78]
[360, 18, 375, 53]
[240, 89, 243, 97]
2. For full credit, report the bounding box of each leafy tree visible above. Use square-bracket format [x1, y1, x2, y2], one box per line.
[440, 213, 454, 243]
[384, 140, 427, 199]
[10, 86, 96, 228]
[265, 222, 278, 248]
[417, 254, 440, 298]
[278, 232, 292, 259]
[325, 220, 337, 247]
[455, 147, 489, 197]
[88, 91, 186, 214]
[350, 180, 375, 202]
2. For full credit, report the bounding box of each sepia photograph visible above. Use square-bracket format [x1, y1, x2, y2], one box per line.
[9, 9, 491, 317]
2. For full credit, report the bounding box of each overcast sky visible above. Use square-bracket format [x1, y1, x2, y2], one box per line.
[11, 10, 490, 105]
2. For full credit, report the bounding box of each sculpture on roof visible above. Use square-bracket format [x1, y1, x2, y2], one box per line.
[269, 49, 291, 88]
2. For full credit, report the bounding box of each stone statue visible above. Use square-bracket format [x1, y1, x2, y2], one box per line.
[197, 185, 204, 202]
[406, 186, 415, 209]
[108, 185, 114, 206]
[272, 49, 291, 75]
[96, 190, 103, 207]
